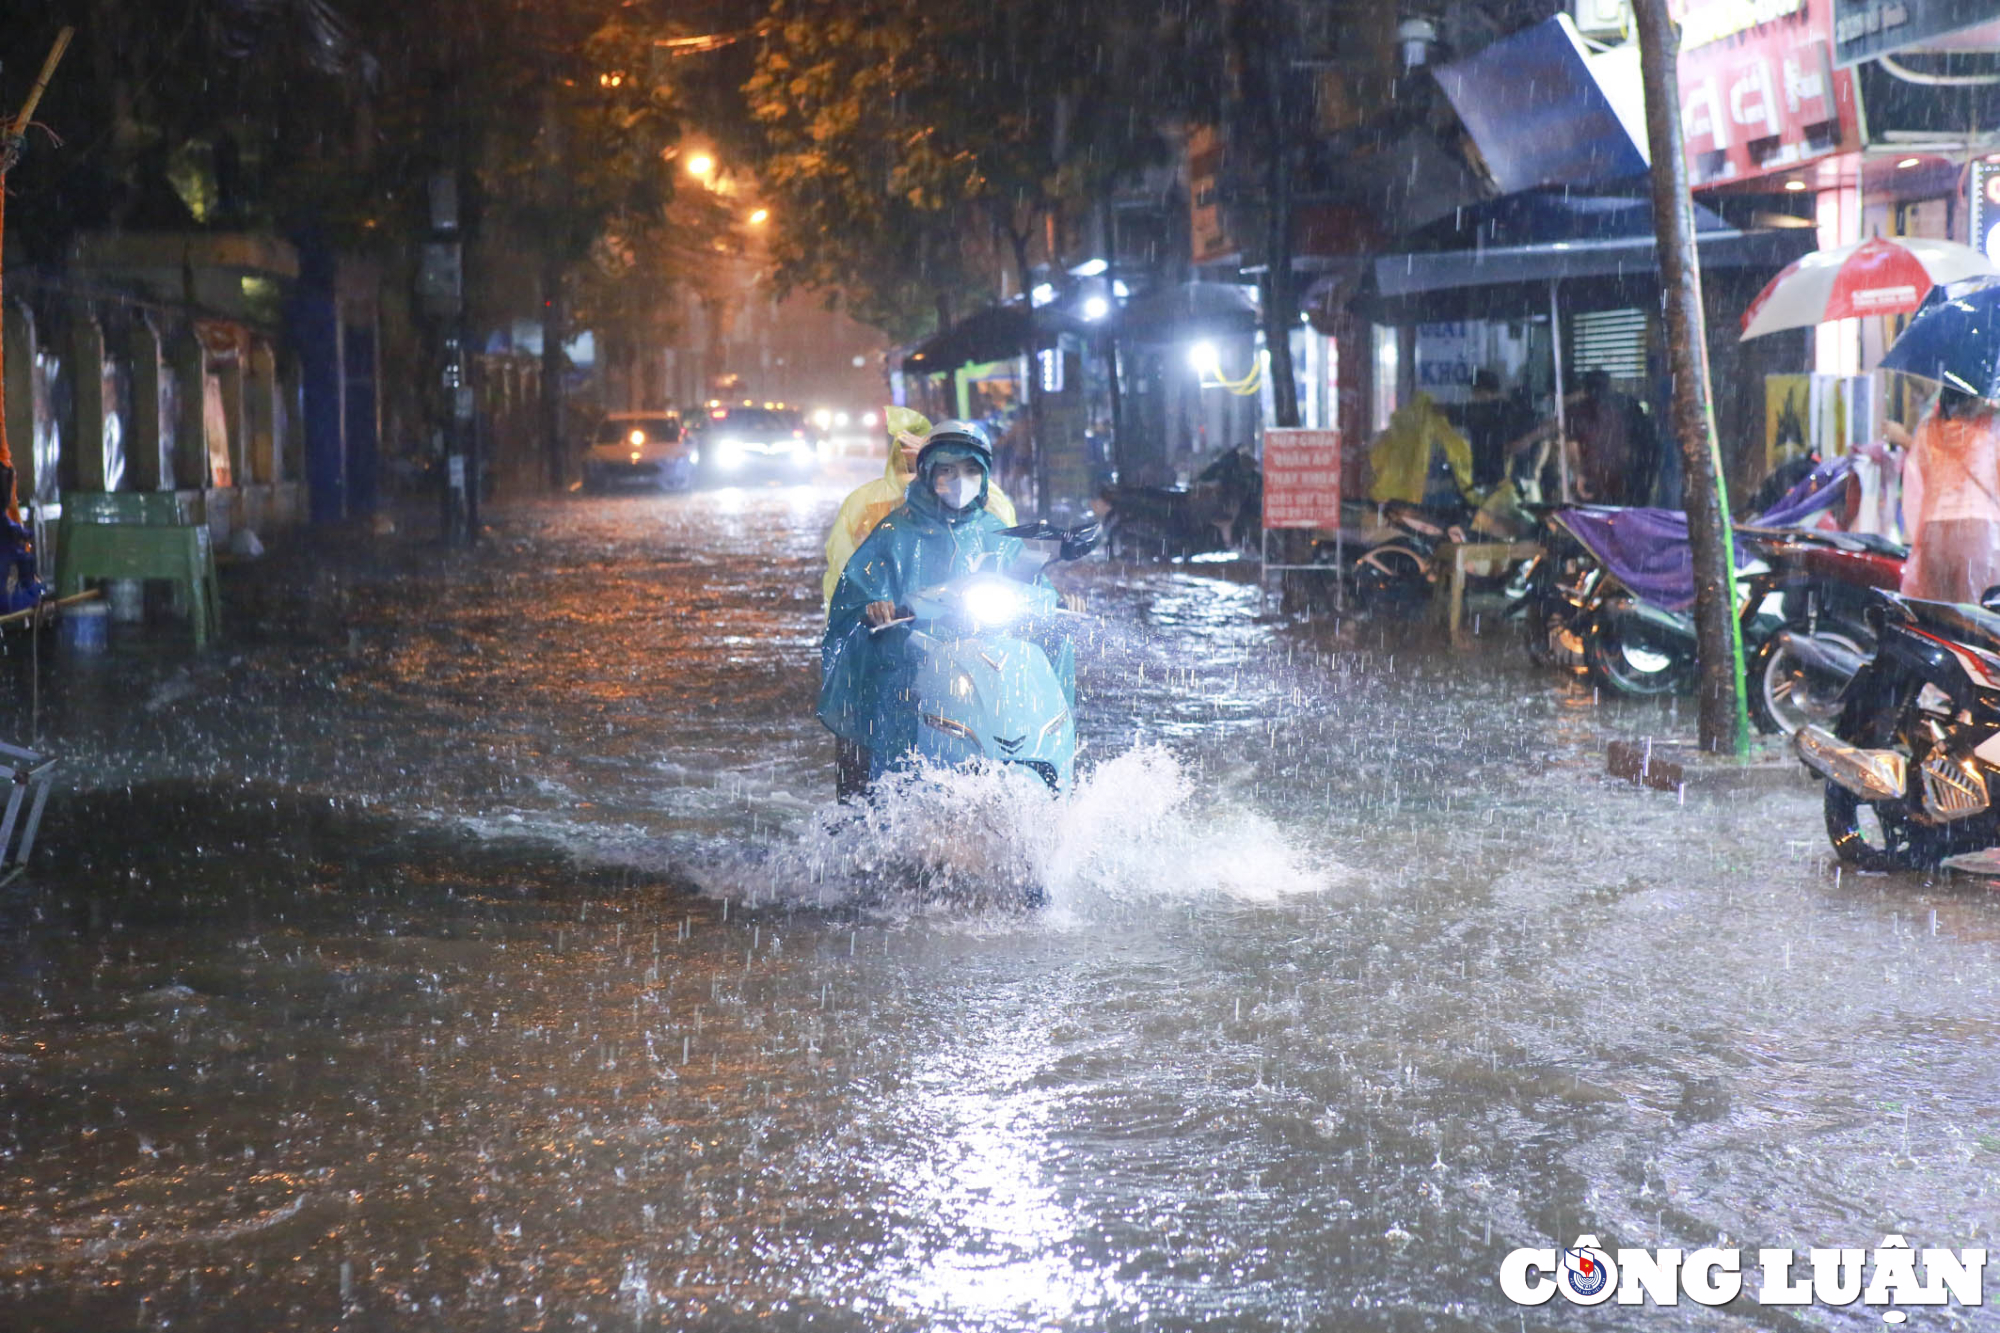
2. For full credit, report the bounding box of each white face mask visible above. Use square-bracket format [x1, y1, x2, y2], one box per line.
[935, 473, 983, 511]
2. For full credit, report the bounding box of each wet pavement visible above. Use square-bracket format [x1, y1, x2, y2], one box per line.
[1, 463, 1998, 1331]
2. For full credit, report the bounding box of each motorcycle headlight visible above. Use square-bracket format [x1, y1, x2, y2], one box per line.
[962, 580, 1023, 627]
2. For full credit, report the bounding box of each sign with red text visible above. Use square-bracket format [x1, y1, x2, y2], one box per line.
[1672, 0, 1860, 187]
[1261, 429, 1342, 530]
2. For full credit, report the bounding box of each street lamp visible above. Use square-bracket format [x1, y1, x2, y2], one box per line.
[686, 153, 715, 177]
[748, 207, 769, 224]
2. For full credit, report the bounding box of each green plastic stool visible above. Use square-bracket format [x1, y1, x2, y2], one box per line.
[54, 523, 219, 648]
[61, 491, 205, 527]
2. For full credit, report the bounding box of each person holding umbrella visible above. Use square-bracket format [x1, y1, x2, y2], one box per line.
[1898, 387, 2000, 602]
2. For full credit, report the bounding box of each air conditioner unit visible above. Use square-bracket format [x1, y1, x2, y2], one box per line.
[1573, 0, 1629, 40]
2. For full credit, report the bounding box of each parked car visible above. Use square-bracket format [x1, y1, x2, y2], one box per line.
[692, 405, 817, 482]
[583, 411, 694, 492]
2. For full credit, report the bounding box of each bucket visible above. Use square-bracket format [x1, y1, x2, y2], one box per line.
[60, 601, 108, 655]
[105, 579, 144, 623]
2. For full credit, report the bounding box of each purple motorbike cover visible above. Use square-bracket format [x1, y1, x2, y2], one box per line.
[1554, 455, 1856, 612]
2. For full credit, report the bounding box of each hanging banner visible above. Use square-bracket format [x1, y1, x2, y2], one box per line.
[1262, 429, 1342, 530]
[1187, 125, 1235, 267]
[1672, 0, 1861, 188]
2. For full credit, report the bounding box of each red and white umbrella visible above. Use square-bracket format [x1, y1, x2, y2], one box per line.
[1739, 236, 1995, 340]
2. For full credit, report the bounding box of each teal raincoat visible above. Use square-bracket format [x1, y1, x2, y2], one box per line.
[819, 447, 1054, 778]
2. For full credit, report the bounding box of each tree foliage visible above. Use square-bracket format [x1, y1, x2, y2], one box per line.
[745, 0, 1220, 341]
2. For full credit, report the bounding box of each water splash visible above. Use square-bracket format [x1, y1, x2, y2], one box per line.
[697, 746, 1341, 912]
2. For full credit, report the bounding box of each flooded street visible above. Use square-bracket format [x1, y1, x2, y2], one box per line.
[2, 465, 1997, 1331]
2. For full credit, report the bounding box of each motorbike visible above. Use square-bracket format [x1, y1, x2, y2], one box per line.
[1797, 587, 2000, 871]
[869, 520, 1099, 795]
[1097, 446, 1262, 560]
[1534, 457, 1864, 704]
[1508, 503, 1602, 669]
[1737, 527, 1905, 735]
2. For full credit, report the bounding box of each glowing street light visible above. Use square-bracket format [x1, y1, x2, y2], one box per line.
[686, 153, 715, 177]
[747, 207, 769, 225]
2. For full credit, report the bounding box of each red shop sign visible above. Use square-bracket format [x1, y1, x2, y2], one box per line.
[1262, 429, 1342, 531]
[1672, 0, 1861, 188]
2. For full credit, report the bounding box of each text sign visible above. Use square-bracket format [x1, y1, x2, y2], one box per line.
[1262, 429, 1342, 530]
[1675, 0, 1859, 187]
[1833, 0, 1996, 66]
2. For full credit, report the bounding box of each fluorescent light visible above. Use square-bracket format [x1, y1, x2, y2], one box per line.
[1897, 157, 1922, 169]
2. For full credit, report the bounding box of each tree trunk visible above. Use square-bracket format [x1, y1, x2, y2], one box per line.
[540, 245, 566, 491]
[1261, 58, 1300, 431]
[1006, 224, 1045, 516]
[1633, 0, 1748, 756]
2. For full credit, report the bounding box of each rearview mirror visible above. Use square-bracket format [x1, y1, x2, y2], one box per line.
[999, 519, 1100, 564]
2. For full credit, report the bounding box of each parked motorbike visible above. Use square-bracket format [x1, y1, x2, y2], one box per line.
[1344, 501, 1464, 614]
[1797, 588, 2000, 871]
[1737, 527, 1905, 735]
[1097, 447, 1262, 560]
[1507, 503, 1601, 669]
[1533, 457, 1864, 703]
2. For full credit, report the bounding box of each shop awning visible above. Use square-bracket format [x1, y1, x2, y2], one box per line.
[1348, 227, 1817, 324]
[901, 303, 1094, 375]
[1115, 281, 1260, 343]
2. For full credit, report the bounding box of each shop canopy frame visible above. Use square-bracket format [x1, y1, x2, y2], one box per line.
[1348, 227, 1816, 326]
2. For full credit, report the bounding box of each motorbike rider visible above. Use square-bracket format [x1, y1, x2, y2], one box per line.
[818, 420, 1070, 798]
[821, 406, 1017, 612]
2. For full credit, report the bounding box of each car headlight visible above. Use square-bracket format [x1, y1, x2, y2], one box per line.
[718, 440, 743, 468]
[962, 580, 1023, 627]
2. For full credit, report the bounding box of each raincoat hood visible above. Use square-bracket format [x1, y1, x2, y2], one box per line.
[909, 443, 991, 524]
[884, 406, 931, 487]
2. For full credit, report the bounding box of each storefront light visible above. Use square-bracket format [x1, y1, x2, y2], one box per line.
[1784, 179, 1807, 191]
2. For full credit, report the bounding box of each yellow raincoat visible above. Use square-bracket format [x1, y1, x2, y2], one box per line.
[821, 406, 1017, 611]
[1368, 393, 1475, 507]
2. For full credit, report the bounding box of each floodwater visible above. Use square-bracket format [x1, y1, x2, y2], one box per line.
[1, 465, 1997, 1331]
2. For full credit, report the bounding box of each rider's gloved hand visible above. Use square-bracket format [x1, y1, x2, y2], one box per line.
[864, 600, 898, 627]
